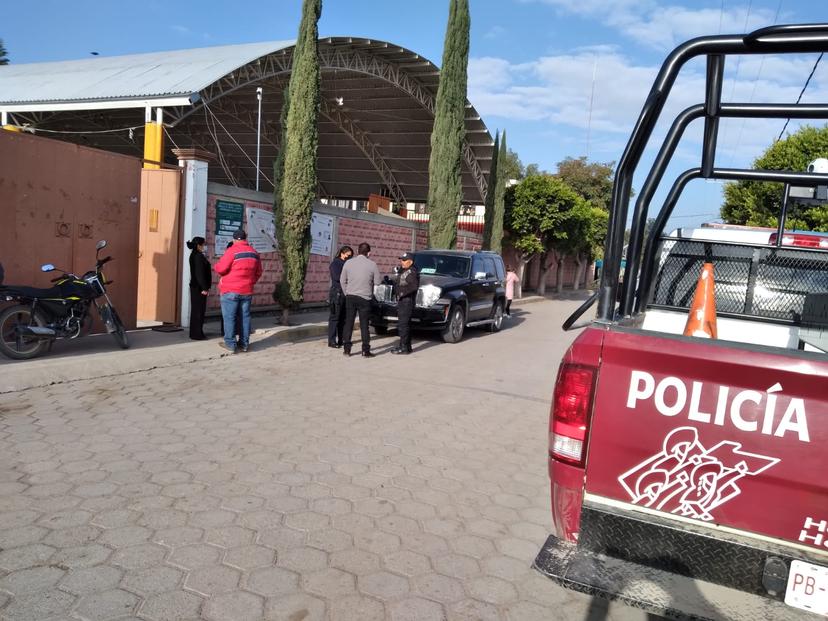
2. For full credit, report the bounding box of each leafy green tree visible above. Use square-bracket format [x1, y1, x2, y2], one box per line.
[556, 156, 615, 211]
[272, 0, 322, 323]
[482, 131, 500, 250]
[427, 0, 470, 249]
[490, 130, 508, 253]
[721, 124, 828, 231]
[525, 163, 542, 177]
[504, 174, 584, 296]
[499, 147, 525, 182]
[555, 204, 608, 291]
[0, 39, 8, 65]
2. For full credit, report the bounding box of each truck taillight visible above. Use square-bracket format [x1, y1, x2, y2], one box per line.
[772, 233, 828, 248]
[550, 364, 596, 467]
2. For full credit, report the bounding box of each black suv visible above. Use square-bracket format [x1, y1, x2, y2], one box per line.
[371, 250, 507, 343]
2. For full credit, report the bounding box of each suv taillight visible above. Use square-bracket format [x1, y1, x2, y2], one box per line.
[550, 364, 596, 467]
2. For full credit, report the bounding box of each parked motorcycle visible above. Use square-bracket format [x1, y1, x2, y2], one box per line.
[0, 240, 129, 360]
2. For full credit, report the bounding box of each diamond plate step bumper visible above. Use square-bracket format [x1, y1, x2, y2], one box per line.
[533, 535, 821, 620]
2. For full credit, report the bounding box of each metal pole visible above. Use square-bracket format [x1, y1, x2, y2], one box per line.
[586, 55, 597, 158]
[775, 183, 791, 247]
[256, 87, 263, 192]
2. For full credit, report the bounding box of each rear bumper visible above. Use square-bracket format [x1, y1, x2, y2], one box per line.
[534, 503, 824, 620]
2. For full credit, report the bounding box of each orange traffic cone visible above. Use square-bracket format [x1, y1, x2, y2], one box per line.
[683, 262, 717, 339]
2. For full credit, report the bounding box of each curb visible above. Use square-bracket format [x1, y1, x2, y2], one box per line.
[0, 320, 344, 394]
[0, 297, 564, 393]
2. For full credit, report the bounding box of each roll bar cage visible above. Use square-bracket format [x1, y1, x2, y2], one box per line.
[591, 23, 828, 324]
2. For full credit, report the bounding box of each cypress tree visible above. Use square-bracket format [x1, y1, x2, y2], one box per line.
[272, 81, 291, 311]
[481, 131, 500, 250]
[273, 0, 322, 308]
[490, 130, 508, 254]
[0, 39, 8, 65]
[427, 0, 470, 249]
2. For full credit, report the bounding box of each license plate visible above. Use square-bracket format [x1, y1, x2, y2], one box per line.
[785, 559, 828, 616]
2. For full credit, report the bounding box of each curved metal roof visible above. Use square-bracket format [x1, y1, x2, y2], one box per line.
[0, 41, 292, 104]
[0, 38, 494, 204]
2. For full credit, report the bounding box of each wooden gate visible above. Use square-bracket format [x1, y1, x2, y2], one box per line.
[137, 169, 182, 324]
[0, 130, 141, 330]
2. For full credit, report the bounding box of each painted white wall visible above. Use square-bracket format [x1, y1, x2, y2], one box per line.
[178, 157, 209, 328]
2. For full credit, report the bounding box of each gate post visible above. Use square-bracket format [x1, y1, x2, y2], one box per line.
[173, 149, 214, 328]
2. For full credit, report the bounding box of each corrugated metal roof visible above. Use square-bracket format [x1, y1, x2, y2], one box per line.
[0, 40, 293, 105]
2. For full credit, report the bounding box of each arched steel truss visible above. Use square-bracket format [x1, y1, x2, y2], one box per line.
[167, 44, 489, 204]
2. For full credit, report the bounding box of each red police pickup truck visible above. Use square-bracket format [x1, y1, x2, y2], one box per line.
[534, 24, 828, 621]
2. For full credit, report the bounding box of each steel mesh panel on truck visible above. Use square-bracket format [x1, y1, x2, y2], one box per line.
[652, 240, 753, 314]
[651, 239, 828, 321]
[754, 249, 828, 320]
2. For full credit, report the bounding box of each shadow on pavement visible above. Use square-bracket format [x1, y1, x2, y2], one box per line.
[371, 305, 533, 355]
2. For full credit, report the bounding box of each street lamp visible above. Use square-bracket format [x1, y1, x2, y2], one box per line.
[256, 86, 263, 192]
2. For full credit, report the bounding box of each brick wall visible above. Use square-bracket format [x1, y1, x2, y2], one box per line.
[205, 183, 598, 307]
[206, 184, 476, 310]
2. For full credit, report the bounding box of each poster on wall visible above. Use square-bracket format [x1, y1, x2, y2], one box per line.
[310, 213, 333, 256]
[215, 200, 244, 256]
[246, 206, 278, 253]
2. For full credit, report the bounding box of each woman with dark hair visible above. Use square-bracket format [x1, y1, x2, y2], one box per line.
[328, 245, 353, 347]
[187, 236, 211, 340]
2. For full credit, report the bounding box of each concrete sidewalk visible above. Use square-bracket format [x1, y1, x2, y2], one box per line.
[0, 295, 556, 394]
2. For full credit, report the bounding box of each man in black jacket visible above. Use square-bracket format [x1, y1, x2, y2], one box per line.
[391, 252, 419, 355]
[328, 245, 353, 348]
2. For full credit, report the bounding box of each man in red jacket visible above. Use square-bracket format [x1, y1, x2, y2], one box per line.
[214, 229, 262, 353]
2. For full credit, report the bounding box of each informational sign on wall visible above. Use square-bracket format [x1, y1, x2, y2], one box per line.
[310, 213, 334, 256]
[246, 206, 278, 253]
[215, 200, 244, 256]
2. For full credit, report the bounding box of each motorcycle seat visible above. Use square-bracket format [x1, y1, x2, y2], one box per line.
[0, 285, 66, 299]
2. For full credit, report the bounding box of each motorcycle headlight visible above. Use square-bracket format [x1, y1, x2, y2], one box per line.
[417, 284, 442, 308]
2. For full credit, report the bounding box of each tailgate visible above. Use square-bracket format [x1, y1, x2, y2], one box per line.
[585, 327, 828, 553]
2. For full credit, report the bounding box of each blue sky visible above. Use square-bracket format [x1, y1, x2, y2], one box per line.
[4, 0, 828, 228]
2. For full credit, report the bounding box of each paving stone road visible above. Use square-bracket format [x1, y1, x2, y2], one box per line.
[0, 299, 654, 621]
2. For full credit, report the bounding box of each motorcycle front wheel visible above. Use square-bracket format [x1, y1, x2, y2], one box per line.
[0, 305, 50, 360]
[110, 307, 129, 349]
[100, 304, 129, 349]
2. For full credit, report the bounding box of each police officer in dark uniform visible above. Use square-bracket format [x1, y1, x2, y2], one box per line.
[391, 252, 419, 355]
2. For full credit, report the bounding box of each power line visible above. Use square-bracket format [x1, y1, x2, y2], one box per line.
[777, 52, 824, 142]
[728, 0, 783, 166]
[203, 101, 275, 188]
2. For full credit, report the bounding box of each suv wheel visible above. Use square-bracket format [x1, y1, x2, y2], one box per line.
[489, 301, 504, 332]
[441, 305, 466, 343]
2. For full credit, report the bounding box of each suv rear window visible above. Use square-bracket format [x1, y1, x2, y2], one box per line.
[482, 257, 497, 279]
[493, 256, 505, 280]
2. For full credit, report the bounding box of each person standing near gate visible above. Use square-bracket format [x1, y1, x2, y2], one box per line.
[391, 252, 419, 355]
[214, 229, 262, 353]
[328, 245, 353, 348]
[340, 242, 381, 358]
[186, 236, 211, 341]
